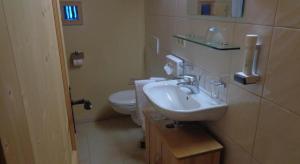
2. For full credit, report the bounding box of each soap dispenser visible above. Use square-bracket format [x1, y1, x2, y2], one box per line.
[164, 55, 184, 77]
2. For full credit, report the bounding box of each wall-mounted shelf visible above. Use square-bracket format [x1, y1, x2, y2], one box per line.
[173, 34, 240, 50]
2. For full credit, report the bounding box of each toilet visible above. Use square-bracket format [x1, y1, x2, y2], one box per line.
[108, 90, 140, 125]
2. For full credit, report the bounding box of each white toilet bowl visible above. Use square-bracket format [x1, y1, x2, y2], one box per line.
[109, 90, 136, 115]
[109, 90, 140, 125]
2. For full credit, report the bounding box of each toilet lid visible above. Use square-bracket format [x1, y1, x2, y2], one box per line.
[109, 90, 136, 106]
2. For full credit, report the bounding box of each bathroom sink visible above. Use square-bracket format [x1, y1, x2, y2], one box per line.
[143, 80, 227, 121]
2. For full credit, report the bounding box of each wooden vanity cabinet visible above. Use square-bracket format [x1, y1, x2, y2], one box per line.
[144, 108, 223, 164]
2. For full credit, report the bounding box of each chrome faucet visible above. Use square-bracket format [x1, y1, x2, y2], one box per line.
[177, 75, 200, 94]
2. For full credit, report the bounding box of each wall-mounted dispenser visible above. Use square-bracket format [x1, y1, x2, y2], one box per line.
[164, 55, 184, 77]
[234, 34, 261, 85]
[70, 51, 84, 68]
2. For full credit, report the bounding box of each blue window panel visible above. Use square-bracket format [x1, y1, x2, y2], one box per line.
[63, 5, 79, 21]
[73, 6, 78, 19]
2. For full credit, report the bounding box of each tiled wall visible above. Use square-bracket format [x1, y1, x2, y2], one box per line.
[63, 0, 145, 122]
[144, 1, 300, 164]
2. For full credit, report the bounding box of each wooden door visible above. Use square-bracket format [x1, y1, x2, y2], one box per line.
[51, 0, 77, 150]
[0, 0, 74, 163]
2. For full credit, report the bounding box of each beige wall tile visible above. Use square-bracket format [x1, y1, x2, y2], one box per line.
[173, 18, 190, 35]
[240, 0, 278, 25]
[146, 16, 174, 53]
[145, 48, 170, 77]
[150, 0, 177, 16]
[276, 0, 300, 28]
[211, 84, 261, 153]
[171, 19, 235, 76]
[189, 19, 235, 43]
[253, 100, 300, 164]
[208, 125, 253, 164]
[158, 16, 174, 52]
[263, 28, 300, 115]
[176, 0, 188, 17]
[231, 24, 273, 95]
[145, 0, 156, 15]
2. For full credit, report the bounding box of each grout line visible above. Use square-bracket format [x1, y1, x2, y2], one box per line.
[85, 128, 92, 164]
[273, 0, 280, 27]
[229, 80, 300, 118]
[249, 24, 277, 162]
[209, 124, 253, 156]
[229, 81, 262, 97]
[147, 11, 300, 30]
[261, 97, 300, 118]
[259, 25, 276, 104]
[250, 96, 263, 158]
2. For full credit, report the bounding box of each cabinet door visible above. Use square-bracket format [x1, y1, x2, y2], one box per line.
[162, 144, 180, 164]
[184, 151, 221, 164]
[149, 123, 162, 164]
[162, 144, 221, 164]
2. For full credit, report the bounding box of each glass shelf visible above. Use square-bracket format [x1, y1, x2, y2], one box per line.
[173, 34, 240, 50]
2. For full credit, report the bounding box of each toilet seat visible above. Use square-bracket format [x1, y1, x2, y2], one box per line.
[109, 90, 136, 106]
[109, 90, 137, 115]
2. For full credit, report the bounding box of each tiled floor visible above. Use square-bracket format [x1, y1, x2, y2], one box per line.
[76, 117, 145, 164]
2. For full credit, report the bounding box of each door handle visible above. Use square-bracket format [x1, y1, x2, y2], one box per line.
[71, 99, 92, 110]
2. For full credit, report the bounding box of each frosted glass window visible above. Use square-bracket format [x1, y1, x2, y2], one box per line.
[60, 1, 83, 25]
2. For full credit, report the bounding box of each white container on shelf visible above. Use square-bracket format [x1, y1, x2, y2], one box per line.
[242, 34, 258, 75]
[232, 0, 244, 17]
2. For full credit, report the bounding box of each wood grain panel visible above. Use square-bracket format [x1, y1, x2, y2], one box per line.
[0, 1, 35, 163]
[144, 107, 222, 164]
[0, 0, 73, 163]
[150, 120, 163, 164]
[145, 114, 150, 164]
[161, 136, 221, 164]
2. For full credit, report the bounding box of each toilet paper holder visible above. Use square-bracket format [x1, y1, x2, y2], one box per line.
[70, 51, 84, 68]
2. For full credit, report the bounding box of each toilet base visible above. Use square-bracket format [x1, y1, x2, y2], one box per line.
[111, 105, 140, 126]
[111, 105, 136, 115]
[130, 111, 141, 126]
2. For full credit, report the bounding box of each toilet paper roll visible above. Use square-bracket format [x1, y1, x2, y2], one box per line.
[73, 59, 84, 67]
[164, 64, 173, 75]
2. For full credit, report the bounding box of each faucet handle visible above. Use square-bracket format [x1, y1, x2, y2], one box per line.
[183, 75, 195, 81]
[210, 80, 226, 87]
[181, 74, 199, 84]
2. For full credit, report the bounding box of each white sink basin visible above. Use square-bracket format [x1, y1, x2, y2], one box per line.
[143, 80, 227, 121]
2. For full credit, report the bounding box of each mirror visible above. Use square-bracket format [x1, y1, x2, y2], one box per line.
[187, 0, 245, 18]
